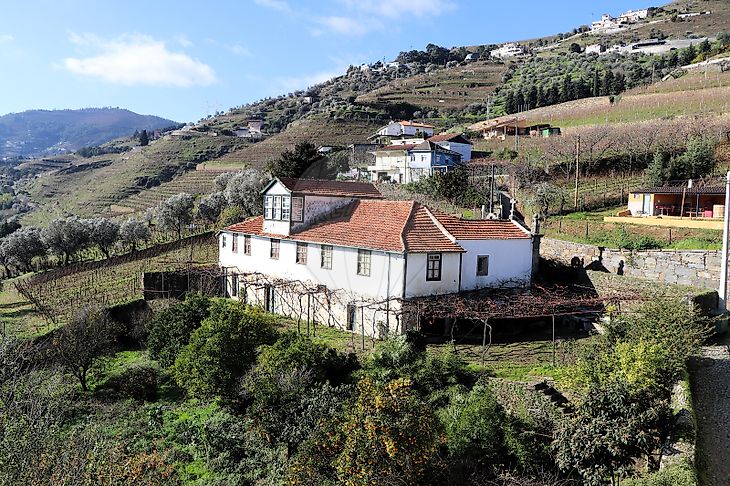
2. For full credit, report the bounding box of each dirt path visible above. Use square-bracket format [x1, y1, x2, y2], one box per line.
[689, 345, 730, 485]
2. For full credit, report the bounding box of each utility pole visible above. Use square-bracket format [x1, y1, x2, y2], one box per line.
[574, 135, 581, 210]
[719, 171, 730, 310]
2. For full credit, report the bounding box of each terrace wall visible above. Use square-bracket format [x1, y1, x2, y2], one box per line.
[540, 237, 722, 291]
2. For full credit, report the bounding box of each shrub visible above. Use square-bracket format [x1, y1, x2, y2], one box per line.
[147, 293, 212, 368]
[173, 301, 279, 398]
[622, 458, 697, 486]
[101, 365, 159, 401]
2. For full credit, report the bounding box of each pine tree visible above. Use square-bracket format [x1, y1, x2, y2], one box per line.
[561, 76, 573, 103]
[681, 44, 696, 65]
[514, 90, 525, 112]
[527, 85, 538, 110]
[613, 72, 626, 94]
[504, 91, 516, 114]
[536, 85, 545, 108]
[139, 129, 149, 146]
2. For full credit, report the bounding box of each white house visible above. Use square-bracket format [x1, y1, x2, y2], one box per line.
[585, 44, 606, 55]
[619, 8, 649, 23]
[368, 140, 463, 183]
[218, 177, 534, 337]
[234, 119, 265, 139]
[591, 14, 622, 32]
[374, 120, 436, 139]
[489, 43, 524, 59]
[428, 133, 472, 162]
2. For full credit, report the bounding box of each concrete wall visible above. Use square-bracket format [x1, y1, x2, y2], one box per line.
[540, 237, 721, 290]
[459, 238, 533, 290]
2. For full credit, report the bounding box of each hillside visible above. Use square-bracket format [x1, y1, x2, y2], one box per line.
[0, 108, 177, 158]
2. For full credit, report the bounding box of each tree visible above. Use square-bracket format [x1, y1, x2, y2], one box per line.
[118, 218, 151, 252]
[433, 168, 468, 202]
[222, 169, 268, 217]
[89, 218, 120, 259]
[569, 42, 582, 53]
[268, 142, 334, 179]
[42, 217, 92, 265]
[555, 381, 670, 486]
[53, 306, 118, 391]
[173, 301, 279, 398]
[139, 129, 149, 146]
[155, 193, 194, 240]
[146, 293, 212, 367]
[197, 192, 227, 223]
[680, 44, 696, 65]
[2, 227, 46, 272]
[645, 151, 667, 186]
[504, 90, 516, 114]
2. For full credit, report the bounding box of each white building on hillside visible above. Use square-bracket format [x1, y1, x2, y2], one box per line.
[218, 178, 535, 337]
[591, 14, 622, 32]
[368, 140, 464, 183]
[619, 8, 649, 23]
[490, 43, 524, 59]
[428, 133, 473, 162]
[374, 120, 436, 139]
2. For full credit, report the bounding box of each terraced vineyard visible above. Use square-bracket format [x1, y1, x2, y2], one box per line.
[207, 117, 381, 168]
[109, 169, 229, 216]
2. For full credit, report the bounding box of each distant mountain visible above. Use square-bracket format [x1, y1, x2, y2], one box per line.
[0, 108, 177, 158]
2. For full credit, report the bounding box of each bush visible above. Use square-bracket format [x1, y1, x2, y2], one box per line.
[173, 301, 279, 398]
[146, 294, 212, 368]
[100, 365, 159, 401]
[622, 458, 697, 486]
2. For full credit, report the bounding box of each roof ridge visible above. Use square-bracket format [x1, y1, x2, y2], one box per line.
[400, 201, 419, 252]
[423, 205, 458, 243]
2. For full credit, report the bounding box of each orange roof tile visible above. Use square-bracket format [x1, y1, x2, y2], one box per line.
[432, 210, 531, 240]
[403, 204, 464, 253]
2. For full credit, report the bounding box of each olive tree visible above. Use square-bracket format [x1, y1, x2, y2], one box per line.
[89, 218, 120, 259]
[197, 192, 228, 223]
[223, 169, 269, 218]
[42, 217, 92, 265]
[118, 218, 151, 252]
[2, 226, 47, 271]
[155, 193, 194, 240]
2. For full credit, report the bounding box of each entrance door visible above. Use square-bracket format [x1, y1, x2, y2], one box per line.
[264, 285, 275, 313]
[642, 195, 652, 215]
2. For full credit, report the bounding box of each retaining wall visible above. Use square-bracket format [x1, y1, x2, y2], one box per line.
[540, 237, 722, 290]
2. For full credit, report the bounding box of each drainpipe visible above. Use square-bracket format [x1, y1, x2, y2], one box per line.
[719, 171, 730, 311]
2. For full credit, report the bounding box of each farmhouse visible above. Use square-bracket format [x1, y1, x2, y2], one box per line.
[477, 117, 559, 140]
[489, 43, 524, 59]
[218, 177, 535, 337]
[368, 140, 464, 183]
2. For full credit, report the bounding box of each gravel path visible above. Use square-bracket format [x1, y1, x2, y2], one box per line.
[689, 345, 730, 485]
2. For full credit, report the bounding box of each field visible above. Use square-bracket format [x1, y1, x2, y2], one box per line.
[13, 233, 218, 325]
[356, 62, 507, 111]
[21, 134, 245, 225]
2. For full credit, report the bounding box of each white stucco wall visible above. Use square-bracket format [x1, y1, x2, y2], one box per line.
[291, 195, 355, 232]
[404, 252, 462, 298]
[219, 233, 404, 301]
[458, 239, 533, 290]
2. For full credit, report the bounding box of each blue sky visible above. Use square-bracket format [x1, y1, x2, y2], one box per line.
[0, 0, 644, 122]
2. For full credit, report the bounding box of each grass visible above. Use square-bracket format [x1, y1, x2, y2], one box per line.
[0, 274, 51, 337]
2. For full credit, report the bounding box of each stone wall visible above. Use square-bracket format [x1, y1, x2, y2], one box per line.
[540, 237, 722, 290]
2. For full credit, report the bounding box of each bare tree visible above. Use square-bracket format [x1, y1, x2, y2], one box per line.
[53, 306, 117, 391]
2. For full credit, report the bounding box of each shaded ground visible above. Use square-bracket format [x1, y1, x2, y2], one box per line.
[689, 344, 730, 486]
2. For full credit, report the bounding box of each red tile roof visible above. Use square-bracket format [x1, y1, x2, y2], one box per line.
[276, 177, 383, 199]
[224, 202, 530, 253]
[428, 133, 472, 144]
[403, 204, 463, 253]
[399, 121, 435, 128]
[432, 210, 531, 240]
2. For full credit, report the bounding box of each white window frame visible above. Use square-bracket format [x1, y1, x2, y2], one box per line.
[426, 253, 442, 281]
[321, 244, 333, 269]
[232, 234, 238, 253]
[270, 239, 280, 260]
[357, 249, 371, 276]
[273, 195, 282, 220]
[477, 255, 489, 276]
[282, 195, 291, 221]
[244, 235, 251, 255]
[296, 242, 308, 265]
[264, 195, 273, 219]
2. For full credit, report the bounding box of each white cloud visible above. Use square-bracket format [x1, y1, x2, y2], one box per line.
[253, 0, 291, 13]
[62, 33, 217, 87]
[315, 16, 379, 37]
[226, 43, 251, 56]
[339, 0, 456, 18]
[0, 34, 14, 43]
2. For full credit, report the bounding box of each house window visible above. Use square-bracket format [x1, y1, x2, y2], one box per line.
[410, 155, 415, 161]
[244, 235, 251, 255]
[477, 255, 489, 276]
[357, 249, 371, 276]
[296, 242, 308, 264]
[426, 253, 442, 281]
[270, 239, 280, 259]
[282, 196, 291, 221]
[232, 234, 238, 253]
[264, 195, 273, 219]
[321, 244, 333, 269]
[221, 234, 227, 248]
[291, 197, 304, 222]
[273, 196, 282, 220]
